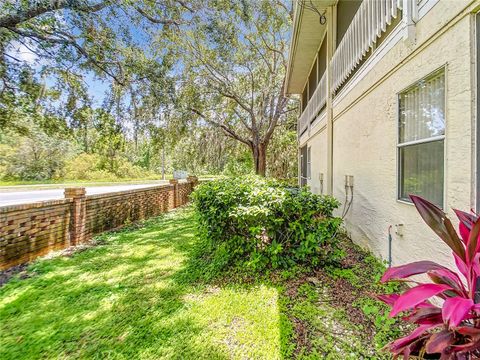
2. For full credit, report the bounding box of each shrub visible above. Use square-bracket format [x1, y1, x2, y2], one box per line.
[114, 158, 154, 179]
[378, 195, 480, 359]
[192, 176, 342, 271]
[64, 153, 106, 180]
[64, 153, 156, 180]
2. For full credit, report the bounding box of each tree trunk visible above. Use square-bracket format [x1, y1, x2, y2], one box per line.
[252, 143, 267, 176]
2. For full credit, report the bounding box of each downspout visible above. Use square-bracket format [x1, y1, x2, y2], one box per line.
[326, 5, 335, 195]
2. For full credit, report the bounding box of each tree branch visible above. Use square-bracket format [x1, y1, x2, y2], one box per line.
[6, 27, 124, 85]
[133, 6, 181, 26]
[189, 107, 251, 146]
[0, 1, 108, 28]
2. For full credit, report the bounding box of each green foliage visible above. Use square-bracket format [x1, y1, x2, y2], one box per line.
[1, 1, 298, 181]
[176, 0, 295, 175]
[267, 127, 298, 179]
[192, 176, 342, 271]
[63, 153, 156, 181]
[0, 123, 77, 180]
[355, 297, 402, 351]
[0, 208, 284, 360]
[63, 153, 106, 180]
[0, 204, 401, 359]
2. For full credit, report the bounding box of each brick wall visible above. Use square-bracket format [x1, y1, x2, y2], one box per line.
[178, 182, 194, 206]
[0, 200, 73, 269]
[85, 185, 174, 238]
[0, 178, 197, 270]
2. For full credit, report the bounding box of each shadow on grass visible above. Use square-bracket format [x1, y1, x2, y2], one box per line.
[0, 207, 286, 360]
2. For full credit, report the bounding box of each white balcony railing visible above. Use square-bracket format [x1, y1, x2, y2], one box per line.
[298, 0, 404, 135]
[331, 0, 403, 92]
[299, 71, 327, 135]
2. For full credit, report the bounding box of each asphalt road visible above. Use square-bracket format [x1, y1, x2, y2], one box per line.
[0, 182, 169, 207]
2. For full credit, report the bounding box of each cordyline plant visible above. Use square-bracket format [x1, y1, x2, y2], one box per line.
[378, 195, 480, 359]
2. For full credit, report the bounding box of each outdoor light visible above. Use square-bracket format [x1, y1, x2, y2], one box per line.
[299, 1, 327, 25]
[319, 14, 326, 25]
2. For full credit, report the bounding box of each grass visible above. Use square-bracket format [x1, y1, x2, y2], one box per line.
[0, 207, 399, 359]
[0, 208, 283, 359]
[0, 175, 224, 188]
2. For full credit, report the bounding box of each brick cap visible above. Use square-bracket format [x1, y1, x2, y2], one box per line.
[169, 179, 179, 184]
[187, 175, 198, 182]
[64, 187, 86, 198]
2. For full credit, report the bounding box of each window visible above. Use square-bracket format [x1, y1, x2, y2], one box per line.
[307, 146, 311, 180]
[398, 68, 445, 208]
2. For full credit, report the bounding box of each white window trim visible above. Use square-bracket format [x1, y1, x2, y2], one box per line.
[398, 135, 445, 148]
[396, 66, 447, 209]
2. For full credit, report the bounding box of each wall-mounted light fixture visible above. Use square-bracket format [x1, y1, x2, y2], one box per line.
[319, 12, 327, 25]
[298, 1, 327, 25]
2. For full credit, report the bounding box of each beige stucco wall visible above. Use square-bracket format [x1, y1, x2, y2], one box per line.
[306, 117, 328, 195]
[301, 0, 477, 268]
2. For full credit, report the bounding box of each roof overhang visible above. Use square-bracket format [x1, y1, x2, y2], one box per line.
[285, 0, 336, 95]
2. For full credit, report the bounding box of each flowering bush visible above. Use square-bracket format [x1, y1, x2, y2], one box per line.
[192, 176, 342, 270]
[379, 195, 480, 359]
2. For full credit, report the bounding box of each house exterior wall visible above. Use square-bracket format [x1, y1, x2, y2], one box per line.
[298, 0, 477, 268]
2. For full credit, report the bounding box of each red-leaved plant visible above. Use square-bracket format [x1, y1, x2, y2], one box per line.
[378, 195, 480, 359]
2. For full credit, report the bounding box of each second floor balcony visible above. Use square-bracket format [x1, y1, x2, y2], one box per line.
[291, 0, 408, 136]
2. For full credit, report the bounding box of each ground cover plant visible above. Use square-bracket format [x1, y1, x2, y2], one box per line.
[192, 176, 342, 271]
[0, 206, 400, 359]
[379, 195, 480, 359]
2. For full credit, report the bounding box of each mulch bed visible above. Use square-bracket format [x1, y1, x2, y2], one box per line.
[282, 238, 386, 356]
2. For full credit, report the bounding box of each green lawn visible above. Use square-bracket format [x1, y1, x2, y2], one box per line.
[0, 207, 395, 359]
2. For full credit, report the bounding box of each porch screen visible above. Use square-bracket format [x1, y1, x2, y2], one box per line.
[398, 68, 445, 208]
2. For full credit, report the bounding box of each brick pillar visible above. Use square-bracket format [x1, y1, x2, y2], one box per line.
[169, 179, 179, 208]
[65, 187, 86, 245]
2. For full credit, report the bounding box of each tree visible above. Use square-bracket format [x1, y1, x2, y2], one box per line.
[0, 0, 195, 85]
[0, 0, 189, 138]
[93, 108, 124, 173]
[176, 0, 295, 176]
[1, 122, 76, 180]
[0, 0, 299, 181]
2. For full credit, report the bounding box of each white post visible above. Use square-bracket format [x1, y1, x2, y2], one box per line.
[402, 0, 416, 43]
[326, 5, 335, 196]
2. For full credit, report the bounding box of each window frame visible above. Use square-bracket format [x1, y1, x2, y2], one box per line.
[396, 66, 447, 209]
[307, 146, 311, 180]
